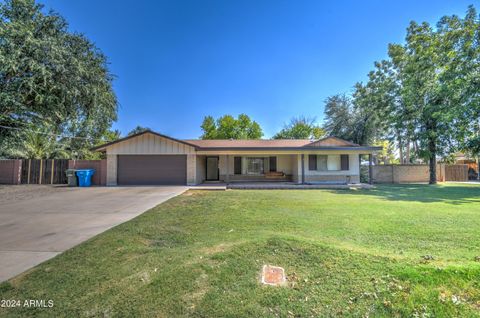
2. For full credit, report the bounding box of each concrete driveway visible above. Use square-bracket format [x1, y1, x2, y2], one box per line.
[0, 185, 187, 282]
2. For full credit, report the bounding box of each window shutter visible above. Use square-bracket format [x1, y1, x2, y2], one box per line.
[340, 154, 349, 170]
[234, 157, 242, 175]
[308, 155, 317, 170]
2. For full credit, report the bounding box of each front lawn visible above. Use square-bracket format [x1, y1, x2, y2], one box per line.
[1, 184, 480, 317]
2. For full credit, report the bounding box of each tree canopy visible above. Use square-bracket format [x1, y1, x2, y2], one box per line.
[0, 0, 117, 159]
[273, 116, 325, 140]
[127, 126, 150, 136]
[200, 114, 263, 139]
[323, 6, 480, 183]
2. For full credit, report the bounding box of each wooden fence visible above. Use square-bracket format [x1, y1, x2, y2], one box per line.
[20, 159, 69, 184]
[0, 159, 106, 185]
[68, 160, 107, 186]
[0, 160, 22, 184]
[445, 164, 469, 181]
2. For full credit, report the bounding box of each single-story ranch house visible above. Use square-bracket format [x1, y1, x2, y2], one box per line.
[93, 130, 382, 186]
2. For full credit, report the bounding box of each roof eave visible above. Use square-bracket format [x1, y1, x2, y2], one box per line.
[197, 146, 383, 151]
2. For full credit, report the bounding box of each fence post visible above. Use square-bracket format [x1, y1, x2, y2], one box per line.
[27, 159, 31, 184]
[39, 159, 43, 185]
[50, 159, 55, 184]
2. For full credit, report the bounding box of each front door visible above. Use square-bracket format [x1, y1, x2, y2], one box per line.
[206, 157, 219, 181]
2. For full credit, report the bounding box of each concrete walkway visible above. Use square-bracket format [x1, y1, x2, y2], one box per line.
[0, 185, 187, 282]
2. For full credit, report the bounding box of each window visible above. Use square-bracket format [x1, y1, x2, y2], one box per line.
[327, 155, 341, 170]
[309, 154, 347, 171]
[246, 157, 264, 175]
[317, 155, 328, 171]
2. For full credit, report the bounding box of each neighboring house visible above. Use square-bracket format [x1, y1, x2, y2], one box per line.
[93, 130, 382, 186]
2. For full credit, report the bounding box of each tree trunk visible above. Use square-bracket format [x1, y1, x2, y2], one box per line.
[427, 134, 437, 184]
[405, 137, 411, 164]
[398, 133, 404, 164]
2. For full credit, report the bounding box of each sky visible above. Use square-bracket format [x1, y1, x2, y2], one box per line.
[39, 0, 475, 139]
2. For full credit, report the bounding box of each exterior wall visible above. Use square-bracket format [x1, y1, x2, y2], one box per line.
[201, 152, 364, 184]
[186, 154, 196, 185]
[0, 159, 22, 184]
[292, 155, 300, 183]
[104, 133, 196, 185]
[106, 133, 195, 155]
[106, 154, 117, 186]
[217, 155, 295, 181]
[372, 164, 446, 183]
[196, 155, 206, 184]
[68, 160, 107, 186]
[302, 152, 361, 184]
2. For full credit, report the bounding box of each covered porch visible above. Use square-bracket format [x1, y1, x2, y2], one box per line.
[194, 152, 375, 185]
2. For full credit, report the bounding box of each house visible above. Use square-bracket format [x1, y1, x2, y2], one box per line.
[93, 130, 382, 186]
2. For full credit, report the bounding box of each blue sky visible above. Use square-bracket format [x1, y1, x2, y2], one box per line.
[40, 0, 474, 138]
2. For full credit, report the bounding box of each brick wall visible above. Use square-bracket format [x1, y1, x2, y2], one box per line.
[68, 160, 107, 186]
[372, 164, 446, 183]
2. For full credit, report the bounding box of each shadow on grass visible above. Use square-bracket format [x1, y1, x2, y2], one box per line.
[333, 184, 480, 205]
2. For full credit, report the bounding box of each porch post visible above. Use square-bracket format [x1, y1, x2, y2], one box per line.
[225, 155, 230, 184]
[368, 153, 373, 184]
[301, 154, 305, 184]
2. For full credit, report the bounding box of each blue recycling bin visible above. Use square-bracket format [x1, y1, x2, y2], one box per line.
[76, 169, 95, 187]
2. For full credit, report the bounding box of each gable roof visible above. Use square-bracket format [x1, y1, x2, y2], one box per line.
[93, 131, 381, 152]
[92, 130, 199, 151]
[305, 136, 359, 147]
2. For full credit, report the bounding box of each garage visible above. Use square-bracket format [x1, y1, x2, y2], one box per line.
[117, 155, 187, 185]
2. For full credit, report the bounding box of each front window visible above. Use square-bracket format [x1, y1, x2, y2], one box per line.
[246, 157, 264, 175]
[310, 155, 342, 171]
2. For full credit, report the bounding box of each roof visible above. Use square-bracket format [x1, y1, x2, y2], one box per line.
[92, 130, 199, 151]
[93, 130, 382, 152]
[184, 139, 313, 148]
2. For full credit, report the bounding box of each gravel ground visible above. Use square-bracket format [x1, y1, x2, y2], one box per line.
[0, 185, 72, 205]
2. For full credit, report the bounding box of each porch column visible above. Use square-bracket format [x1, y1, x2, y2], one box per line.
[301, 154, 305, 184]
[368, 153, 373, 184]
[106, 154, 117, 186]
[225, 155, 230, 184]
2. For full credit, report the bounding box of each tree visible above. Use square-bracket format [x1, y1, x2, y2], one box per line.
[326, 6, 480, 183]
[387, 7, 480, 183]
[1, 125, 68, 159]
[273, 116, 325, 139]
[323, 94, 381, 145]
[127, 126, 150, 136]
[200, 114, 263, 139]
[0, 0, 117, 158]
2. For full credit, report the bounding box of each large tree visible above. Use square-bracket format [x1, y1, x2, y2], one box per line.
[0, 0, 117, 158]
[326, 6, 480, 183]
[387, 7, 480, 183]
[273, 116, 325, 140]
[200, 114, 263, 139]
[323, 94, 382, 145]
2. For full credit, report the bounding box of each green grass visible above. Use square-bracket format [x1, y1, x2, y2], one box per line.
[1, 184, 480, 317]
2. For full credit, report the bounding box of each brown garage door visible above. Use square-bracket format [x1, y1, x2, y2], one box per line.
[117, 155, 186, 185]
